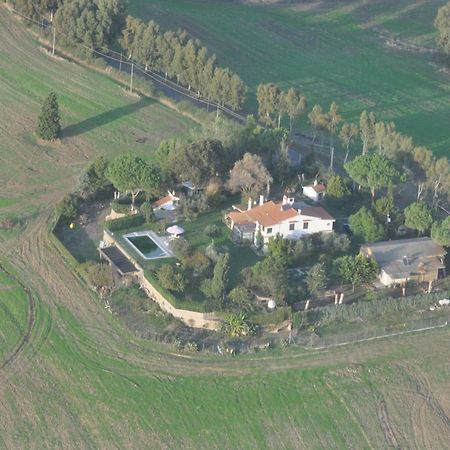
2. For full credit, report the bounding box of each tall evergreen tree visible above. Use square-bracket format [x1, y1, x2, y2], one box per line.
[36, 92, 61, 141]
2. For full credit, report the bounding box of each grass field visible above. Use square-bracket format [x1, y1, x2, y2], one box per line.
[0, 5, 450, 449]
[0, 6, 195, 217]
[129, 0, 450, 156]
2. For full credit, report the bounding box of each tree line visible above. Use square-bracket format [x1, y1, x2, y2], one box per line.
[11, 0, 247, 111]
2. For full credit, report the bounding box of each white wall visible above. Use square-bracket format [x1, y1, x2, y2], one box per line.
[303, 186, 319, 202]
[259, 216, 334, 242]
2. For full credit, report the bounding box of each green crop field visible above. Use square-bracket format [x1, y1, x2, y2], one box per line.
[1, 4, 450, 449]
[129, 0, 450, 157]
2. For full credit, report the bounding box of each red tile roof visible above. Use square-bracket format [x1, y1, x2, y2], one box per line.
[228, 201, 334, 227]
[153, 195, 173, 208]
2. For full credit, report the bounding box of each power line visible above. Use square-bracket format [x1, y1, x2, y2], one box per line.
[7, 5, 248, 123]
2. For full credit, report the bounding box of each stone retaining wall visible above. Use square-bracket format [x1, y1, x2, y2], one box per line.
[103, 230, 221, 330]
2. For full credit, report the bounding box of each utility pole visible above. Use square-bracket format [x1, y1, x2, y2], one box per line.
[52, 25, 56, 56]
[130, 63, 134, 93]
[119, 52, 122, 72]
[330, 145, 334, 171]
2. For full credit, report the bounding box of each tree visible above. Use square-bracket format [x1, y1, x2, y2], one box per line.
[306, 263, 327, 299]
[426, 157, 450, 206]
[267, 234, 293, 265]
[36, 92, 61, 140]
[326, 175, 349, 200]
[172, 139, 227, 187]
[404, 202, 433, 236]
[140, 202, 156, 223]
[54, 0, 127, 52]
[435, 2, 450, 54]
[208, 253, 230, 308]
[333, 254, 379, 291]
[227, 153, 273, 200]
[106, 154, 161, 208]
[324, 102, 341, 150]
[348, 207, 385, 242]
[308, 104, 323, 143]
[359, 110, 376, 155]
[344, 152, 402, 200]
[14, 0, 60, 20]
[339, 122, 358, 163]
[431, 217, 450, 246]
[283, 88, 307, 133]
[373, 195, 400, 227]
[257, 83, 281, 127]
[157, 265, 186, 292]
[228, 287, 255, 314]
[252, 255, 288, 303]
[79, 156, 111, 199]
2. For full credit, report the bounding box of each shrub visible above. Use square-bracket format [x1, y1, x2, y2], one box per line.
[170, 238, 192, 258]
[204, 224, 221, 238]
[106, 214, 145, 231]
[111, 199, 132, 214]
[140, 201, 156, 223]
[307, 290, 450, 327]
[156, 264, 186, 292]
[79, 262, 113, 290]
[55, 193, 81, 220]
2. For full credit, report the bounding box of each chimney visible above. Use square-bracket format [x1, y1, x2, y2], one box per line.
[282, 195, 288, 205]
[259, 195, 264, 206]
[247, 197, 252, 211]
[314, 178, 318, 187]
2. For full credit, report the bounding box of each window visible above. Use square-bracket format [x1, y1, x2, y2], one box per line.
[289, 223, 295, 231]
[267, 227, 272, 234]
[303, 222, 309, 230]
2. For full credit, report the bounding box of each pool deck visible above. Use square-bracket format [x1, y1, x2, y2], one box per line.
[123, 230, 174, 259]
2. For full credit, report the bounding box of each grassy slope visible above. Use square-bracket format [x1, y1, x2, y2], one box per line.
[0, 6, 450, 449]
[129, 0, 450, 156]
[0, 7, 194, 216]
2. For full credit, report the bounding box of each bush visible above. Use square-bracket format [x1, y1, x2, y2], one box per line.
[79, 262, 112, 290]
[170, 238, 192, 258]
[106, 214, 145, 231]
[204, 224, 221, 238]
[307, 290, 450, 327]
[140, 201, 156, 223]
[156, 264, 186, 292]
[111, 199, 132, 214]
[55, 193, 81, 220]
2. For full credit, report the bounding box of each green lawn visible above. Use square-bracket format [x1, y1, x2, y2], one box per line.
[129, 0, 450, 156]
[110, 203, 260, 312]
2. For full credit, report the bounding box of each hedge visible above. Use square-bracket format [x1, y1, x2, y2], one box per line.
[105, 214, 145, 231]
[307, 290, 450, 327]
[111, 200, 132, 215]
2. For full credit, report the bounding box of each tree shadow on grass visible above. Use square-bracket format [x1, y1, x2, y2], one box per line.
[62, 97, 155, 138]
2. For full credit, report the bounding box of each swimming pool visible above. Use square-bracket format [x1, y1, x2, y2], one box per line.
[123, 232, 168, 260]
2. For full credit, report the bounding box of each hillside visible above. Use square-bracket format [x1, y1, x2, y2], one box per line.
[0, 5, 449, 449]
[129, 0, 450, 156]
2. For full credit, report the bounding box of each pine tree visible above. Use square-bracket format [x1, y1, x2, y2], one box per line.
[36, 92, 61, 141]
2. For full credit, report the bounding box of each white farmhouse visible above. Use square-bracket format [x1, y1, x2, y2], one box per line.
[226, 195, 335, 244]
[302, 180, 326, 202]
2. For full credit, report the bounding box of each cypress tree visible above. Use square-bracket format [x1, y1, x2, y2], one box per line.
[36, 92, 61, 141]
